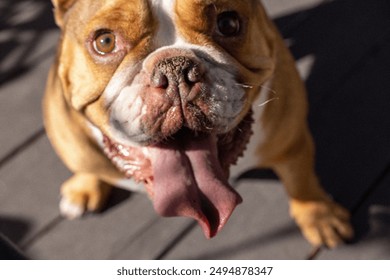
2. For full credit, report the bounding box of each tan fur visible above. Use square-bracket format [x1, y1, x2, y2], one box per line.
[44, 0, 353, 248]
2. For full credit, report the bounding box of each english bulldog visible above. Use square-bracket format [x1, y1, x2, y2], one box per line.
[44, 0, 353, 248]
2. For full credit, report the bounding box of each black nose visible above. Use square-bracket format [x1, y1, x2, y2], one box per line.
[151, 56, 203, 90]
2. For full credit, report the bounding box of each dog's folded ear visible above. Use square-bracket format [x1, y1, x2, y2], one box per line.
[52, 0, 77, 28]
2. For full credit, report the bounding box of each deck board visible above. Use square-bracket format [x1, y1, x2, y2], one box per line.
[318, 169, 390, 259]
[0, 136, 68, 247]
[24, 193, 192, 260]
[0, 1, 57, 160]
[161, 180, 313, 260]
[0, 55, 53, 160]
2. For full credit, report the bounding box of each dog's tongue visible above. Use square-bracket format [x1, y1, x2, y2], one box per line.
[148, 134, 242, 238]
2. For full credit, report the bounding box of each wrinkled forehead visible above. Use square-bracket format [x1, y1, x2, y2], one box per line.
[147, 0, 256, 17]
[149, 0, 255, 41]
[68, 0, 259, 38]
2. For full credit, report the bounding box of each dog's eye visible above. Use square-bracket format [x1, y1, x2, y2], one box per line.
[93, 31, 116, 55]
[217, 11, 241, 37]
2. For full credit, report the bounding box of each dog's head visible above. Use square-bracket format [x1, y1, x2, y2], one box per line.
[52, 0, 278, 237]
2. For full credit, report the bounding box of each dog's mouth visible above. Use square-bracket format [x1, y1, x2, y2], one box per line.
[103, 111, 253, 238]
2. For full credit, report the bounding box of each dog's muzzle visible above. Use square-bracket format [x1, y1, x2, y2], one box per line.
[138, 53, 215, 141]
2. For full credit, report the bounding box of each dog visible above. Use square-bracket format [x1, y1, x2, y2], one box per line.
[44, 0, 353, 248]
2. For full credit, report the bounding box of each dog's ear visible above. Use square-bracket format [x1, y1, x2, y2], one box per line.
[52, 0, 77, 28]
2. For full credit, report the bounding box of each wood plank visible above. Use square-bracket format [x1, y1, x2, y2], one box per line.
[0, 136, 70, 246]
[0, 0, 58, 159]
[160, 180, 313, 260]
[318, 169, 390, 259]
[0, 54, 54, 160]
[25, 193, 190, 260]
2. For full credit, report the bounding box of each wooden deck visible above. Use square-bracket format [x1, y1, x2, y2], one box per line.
[0, 0, 389, 260]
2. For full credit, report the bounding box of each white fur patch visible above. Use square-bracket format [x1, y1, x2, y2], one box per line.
[148, 0, 178, 47]
[102, 63, 141, 111]
[110, 87, 147, 145]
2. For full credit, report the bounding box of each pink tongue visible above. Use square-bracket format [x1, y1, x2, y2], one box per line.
[148, 134, 242, 238]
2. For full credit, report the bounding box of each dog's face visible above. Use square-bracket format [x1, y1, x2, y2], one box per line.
[53, 0, 278, 238]
[55, 0, 275, 146]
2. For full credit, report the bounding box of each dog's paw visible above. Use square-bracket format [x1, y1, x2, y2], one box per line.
[59, 174, 112, 219]
[290, 199, 354, 248]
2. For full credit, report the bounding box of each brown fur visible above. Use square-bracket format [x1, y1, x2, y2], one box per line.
[45, 0, 353, 248]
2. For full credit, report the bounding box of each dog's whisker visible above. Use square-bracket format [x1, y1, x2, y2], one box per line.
[235, 83, 254, 89]
[258, 97, 280, 107]
[235, 81, 264, 89]
[260, 84, 277, 96]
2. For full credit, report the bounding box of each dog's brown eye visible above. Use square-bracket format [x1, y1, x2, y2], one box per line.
[217, 11, 241, 37]
[93, 31, 116, 55]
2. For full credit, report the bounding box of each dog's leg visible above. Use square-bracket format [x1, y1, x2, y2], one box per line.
[59, 173, 112, 219]
[44, 66, 126, 219]
[253, 17, 354, 247]
[271, 129, 354, 248]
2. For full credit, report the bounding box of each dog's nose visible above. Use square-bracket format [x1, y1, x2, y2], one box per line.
[151, 56, 203, 99]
